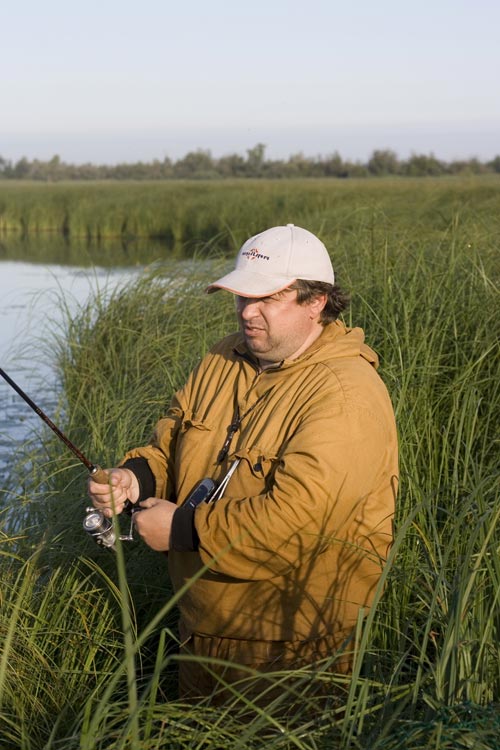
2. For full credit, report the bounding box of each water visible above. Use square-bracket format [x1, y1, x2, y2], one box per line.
[0, 260, 140, 476]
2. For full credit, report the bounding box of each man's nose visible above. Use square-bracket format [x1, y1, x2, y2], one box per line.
[236, 297, 259, 318]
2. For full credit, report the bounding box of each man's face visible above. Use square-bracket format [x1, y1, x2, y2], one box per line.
[235, 288, 326, 366]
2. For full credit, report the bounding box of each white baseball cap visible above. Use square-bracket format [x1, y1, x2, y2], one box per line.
[207, 224, 335, 297]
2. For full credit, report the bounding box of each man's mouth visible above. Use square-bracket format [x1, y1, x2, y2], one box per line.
[243, 326, 264, 336]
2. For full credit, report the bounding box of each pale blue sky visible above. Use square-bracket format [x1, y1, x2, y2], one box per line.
[1, 0, 499, 164]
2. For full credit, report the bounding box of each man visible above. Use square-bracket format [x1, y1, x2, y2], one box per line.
[88, 223, 398, 700]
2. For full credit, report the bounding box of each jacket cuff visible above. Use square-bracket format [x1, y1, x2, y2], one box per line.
[170, 507, 200, 552]
[120, 457, 156, 503]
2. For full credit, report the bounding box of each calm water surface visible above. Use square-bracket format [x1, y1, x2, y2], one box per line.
[0, 260, 140, 474]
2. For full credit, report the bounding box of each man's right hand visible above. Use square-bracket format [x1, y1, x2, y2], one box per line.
[88, 468, 140, 517]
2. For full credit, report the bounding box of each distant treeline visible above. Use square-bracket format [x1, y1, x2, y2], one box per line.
[1, 143, 500, 181]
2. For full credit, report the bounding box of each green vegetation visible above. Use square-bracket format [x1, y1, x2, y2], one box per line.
[1, 175, 500, 264]
[1, 144, 500, 180]
[0, 179, 499, 748]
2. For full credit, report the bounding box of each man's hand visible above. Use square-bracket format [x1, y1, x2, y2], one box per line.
[88, 467, 140, 517]
[134, 498, 178, 552]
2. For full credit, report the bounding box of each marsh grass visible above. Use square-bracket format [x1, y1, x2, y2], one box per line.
[1, 176, 500, 264]
[0, 179, 499, 748]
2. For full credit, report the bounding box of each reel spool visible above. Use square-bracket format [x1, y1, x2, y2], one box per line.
[83, 508, 117, 548]
[83, 506, 136, 549]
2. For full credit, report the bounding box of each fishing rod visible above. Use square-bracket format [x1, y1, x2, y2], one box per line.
[0, 366, 135, 549]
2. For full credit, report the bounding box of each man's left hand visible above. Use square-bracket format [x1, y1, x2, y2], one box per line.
[134, 498, 177, 552]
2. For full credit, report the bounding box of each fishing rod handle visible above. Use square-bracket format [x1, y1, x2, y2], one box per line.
[89, 464, 136, 515]
[89, 464, 111, 484]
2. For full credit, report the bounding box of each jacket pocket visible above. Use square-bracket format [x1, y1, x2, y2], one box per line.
[180, 409, 215, 434]
[176, 410, 219, 471]
[233, 446, 279, 489]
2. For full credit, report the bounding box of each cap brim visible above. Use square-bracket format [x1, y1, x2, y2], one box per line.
[206, 269, 296, 297]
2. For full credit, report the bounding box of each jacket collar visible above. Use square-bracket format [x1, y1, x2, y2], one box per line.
[231, 320, 379, 373]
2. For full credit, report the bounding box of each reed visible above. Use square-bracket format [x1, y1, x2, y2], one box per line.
[1, 176, 499, 264]
[0, 180, 499, 748]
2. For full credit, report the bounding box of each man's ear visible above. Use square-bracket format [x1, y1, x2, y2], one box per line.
[308, 294, 327, 319]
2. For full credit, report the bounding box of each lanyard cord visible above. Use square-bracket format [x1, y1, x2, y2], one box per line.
[216, 388, 273, 464]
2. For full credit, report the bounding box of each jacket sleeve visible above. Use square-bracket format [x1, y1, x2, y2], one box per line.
[193, 400, 396, 581]
[119, 390, 185, 501]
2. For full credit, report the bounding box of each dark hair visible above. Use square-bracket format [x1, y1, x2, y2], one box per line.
[290, 279, 350, 325]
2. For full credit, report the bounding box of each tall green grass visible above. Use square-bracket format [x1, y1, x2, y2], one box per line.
[0, 181, 499, 748]
[1, 176, 499, 264]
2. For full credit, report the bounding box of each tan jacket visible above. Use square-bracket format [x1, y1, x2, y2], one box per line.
[124, 320, 398, 642]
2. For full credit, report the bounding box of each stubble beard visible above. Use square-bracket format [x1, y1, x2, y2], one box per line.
[244, 330, 296, 364]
